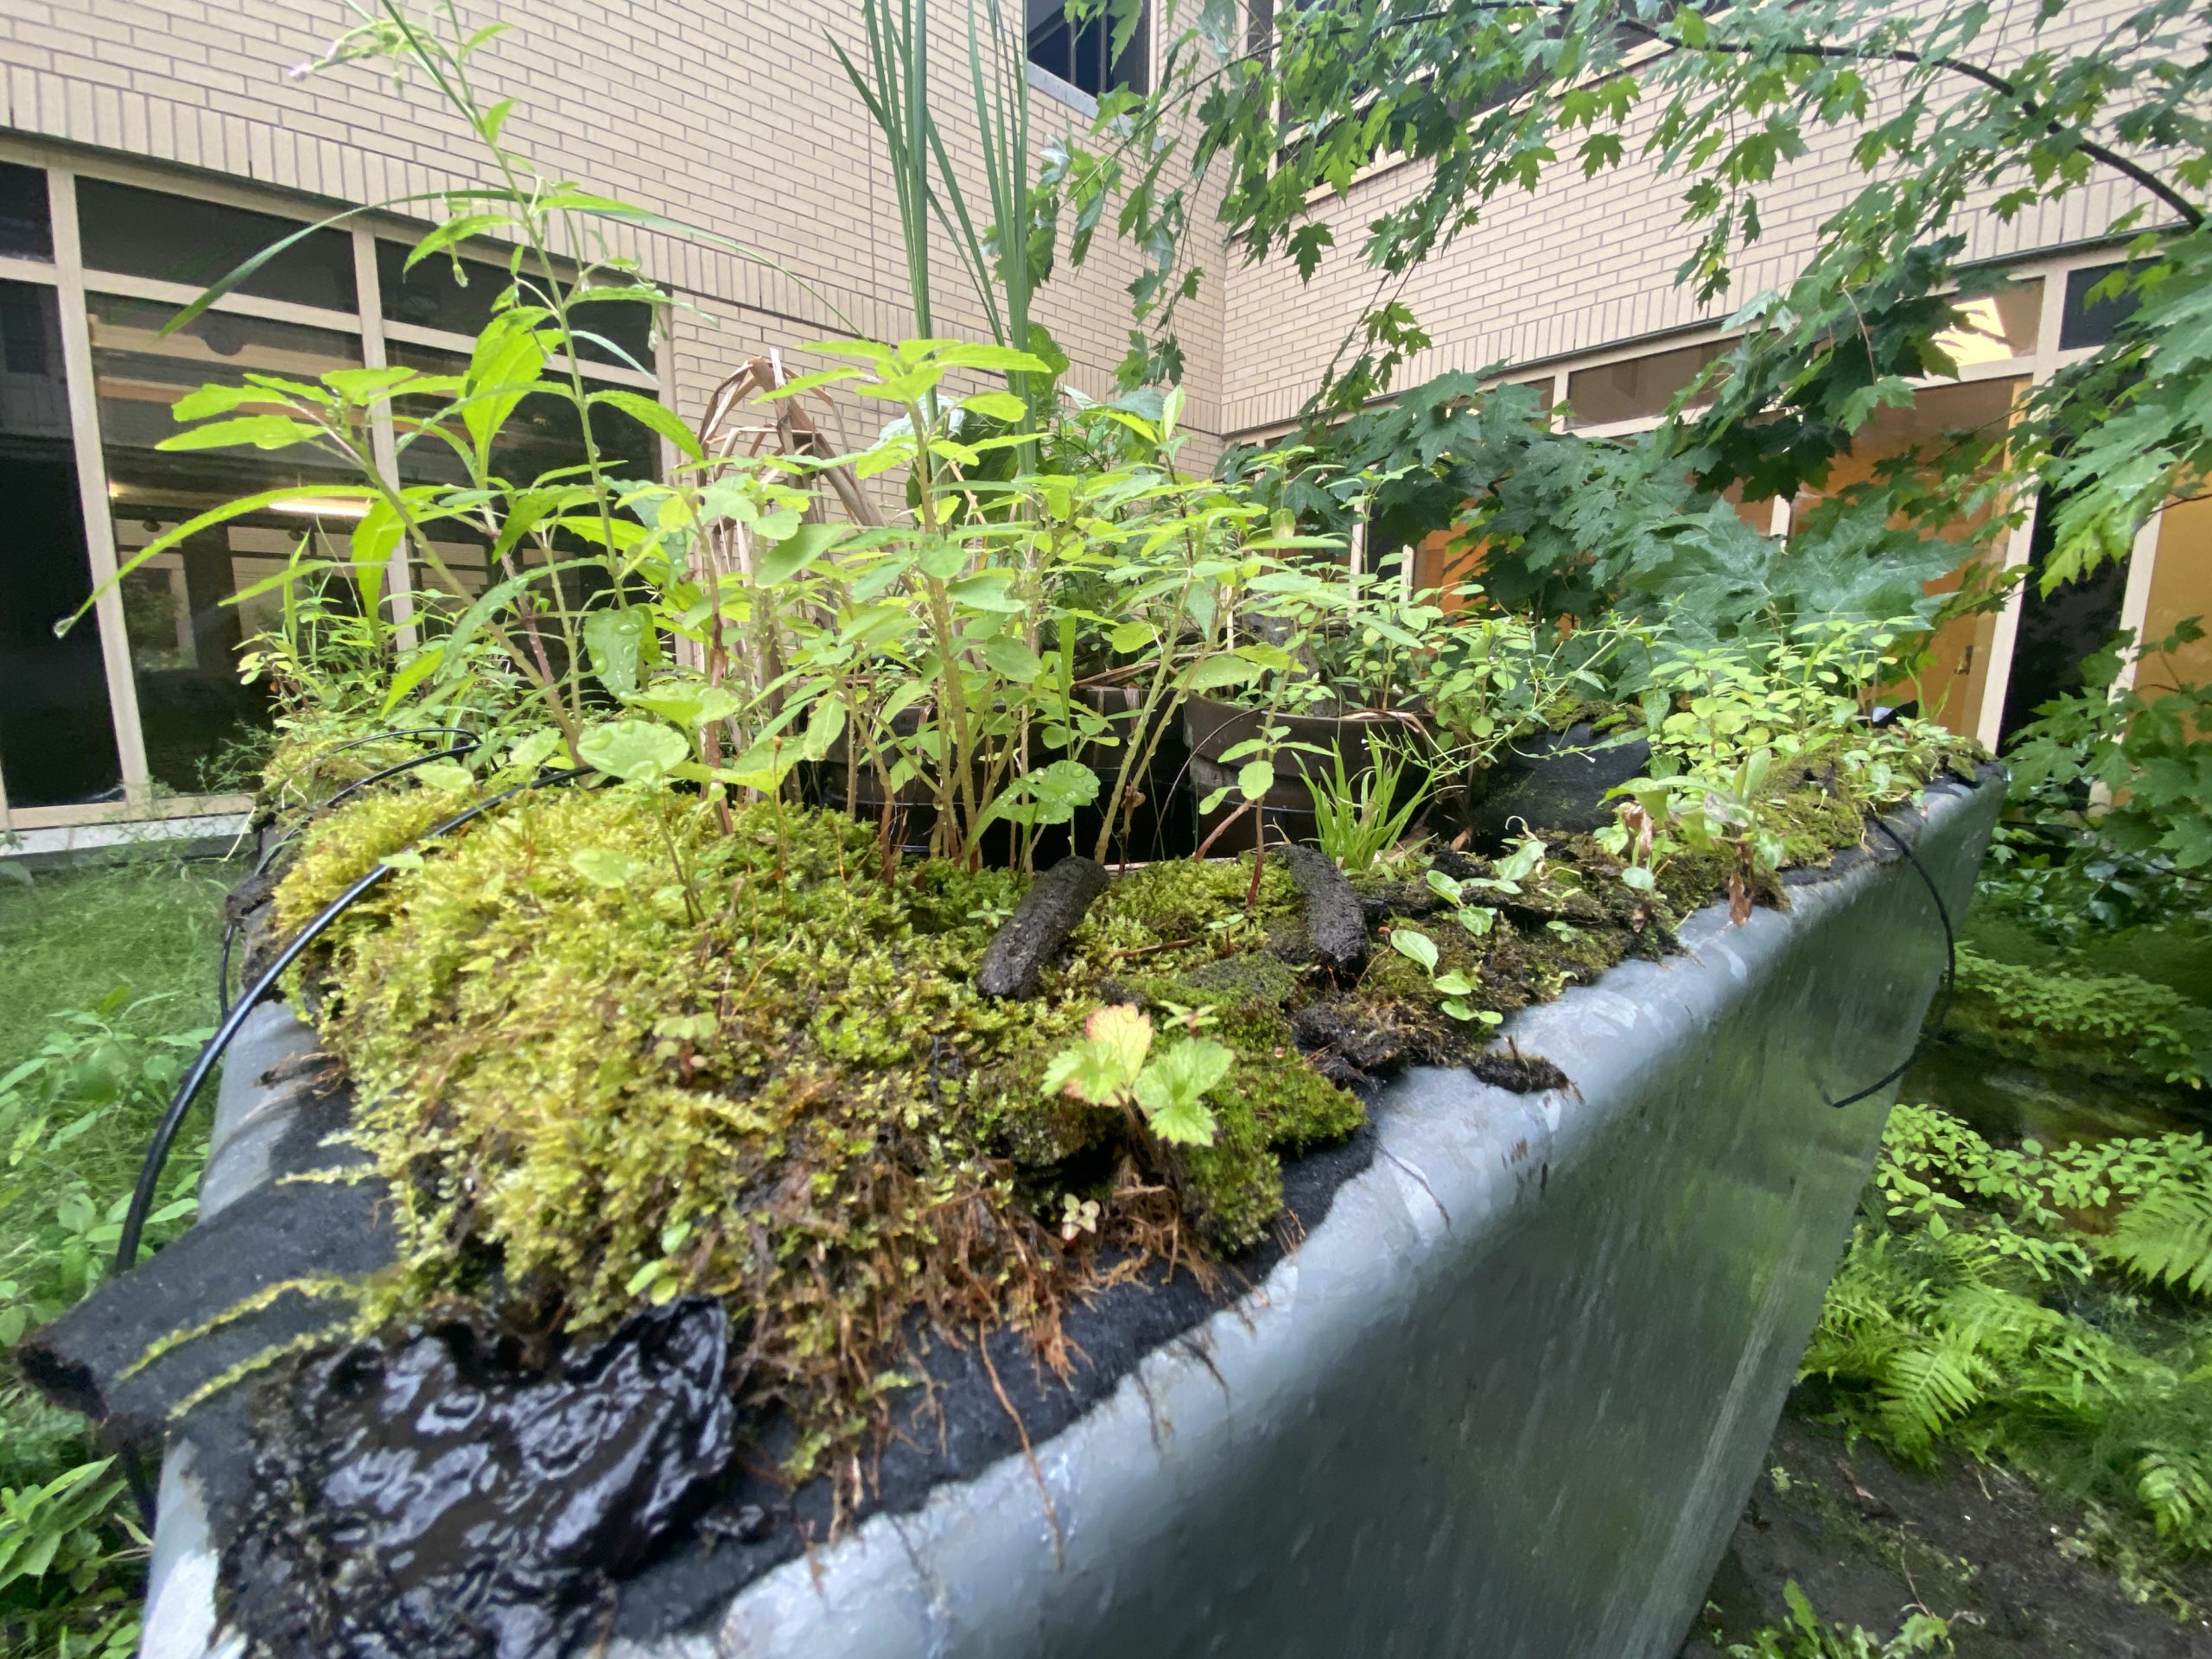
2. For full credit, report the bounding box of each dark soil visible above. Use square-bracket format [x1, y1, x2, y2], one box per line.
[1689, 1411, 2212, 1656]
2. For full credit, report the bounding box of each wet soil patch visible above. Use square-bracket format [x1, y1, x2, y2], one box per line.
[1691, 1413, 2212, 1657]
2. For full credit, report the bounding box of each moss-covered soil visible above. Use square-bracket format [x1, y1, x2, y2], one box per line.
[260, 766, 1945, 1484]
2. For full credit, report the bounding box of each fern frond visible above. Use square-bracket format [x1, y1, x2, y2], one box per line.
[2137, 1447, 2212, 1552]
[1878, 1341, 1986, 1459]
[2107, 1182, 2212, 1299]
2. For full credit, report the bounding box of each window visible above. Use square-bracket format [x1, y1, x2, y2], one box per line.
[1565, 339, 1726, 427]
[0, 163, 53, 262]
[0, 280, 123, 807]
[75, 178, 356, 312]
[89, 295, 365, 792]
[1997, 488, 2132, 744]
[376, 239, 656, 372]
[1027, 0, 1147, 98]
[1935, 279, 2042, 365]
[2059, 261, 2144, 351]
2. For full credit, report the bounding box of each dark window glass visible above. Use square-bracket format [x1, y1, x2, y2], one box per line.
[376, 239, 654, 372]
[1027, 0, 1148, 96]
[89, 293, 363, 793]
[1247, 0, 1274, 64]
[1566, 339, 1726, 426]
[2060, 261, 2143, 352]
[1998, 488, 2132, 746]
[0, 281, 124, 807]
[76, 178, 356, 312]
[0, 163, 54, 261]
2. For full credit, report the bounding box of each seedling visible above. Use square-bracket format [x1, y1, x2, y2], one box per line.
[1388, 926, 1503, 1027]
[1042, 1005, 1235, 1146]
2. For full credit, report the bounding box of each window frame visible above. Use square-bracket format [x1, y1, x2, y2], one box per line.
[0, 137, 667, 838]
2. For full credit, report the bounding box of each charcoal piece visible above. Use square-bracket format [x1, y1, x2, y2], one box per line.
[1291, 1001, 1404, 1084]
[1469, 1048, 1573, 1094]
[218, 1298, 736, 1659]
[1280, 844, 1369, 972]
[976, 855, 1109, 998]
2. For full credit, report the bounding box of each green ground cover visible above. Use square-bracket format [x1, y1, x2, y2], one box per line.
[0, 854, 234, 1659]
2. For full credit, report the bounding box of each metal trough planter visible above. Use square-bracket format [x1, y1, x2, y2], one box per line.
[133, 776, 1999, 1659]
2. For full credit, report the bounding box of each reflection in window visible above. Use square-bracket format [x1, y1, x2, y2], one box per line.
[1935, 279, 2042, 365]
[0, 281, 123, 806]
[1999, 486, 2131, 746]
[76, 179, 356, 312]
[1027, 0, 1147, 96]
[1565, 339, 1726, 426]
[375, 239, 655, 372]
[0, 163, 54, 261]
[89, 294, 364, 792]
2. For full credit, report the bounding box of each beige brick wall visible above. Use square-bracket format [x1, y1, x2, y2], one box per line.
[1211, 0, 2164, 435]
[0, 0, 2160, 450]
[0, 0, 1225, 442]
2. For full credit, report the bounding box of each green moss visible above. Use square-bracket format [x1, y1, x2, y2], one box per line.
[1769, 779, 1871, 868]
[259, 754, 1957, 1476]
[271, 785, 467, 938]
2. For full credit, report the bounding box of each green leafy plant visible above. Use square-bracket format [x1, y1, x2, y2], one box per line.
[1724, 1581, 1952, 1658]
[1305, 739, 1431, 873]
[1997, 621, 2212, 920]
[1802, 1104, 2212, 1554]
[0, 1459, 143, 1659]
[1042, 1003, 1235, 1146]
[1, 974, 216, 1659]
[1945, 946, 2212, 1090]
[1599, 620, 1973, 921]
[1385, 924, 1499, 1027]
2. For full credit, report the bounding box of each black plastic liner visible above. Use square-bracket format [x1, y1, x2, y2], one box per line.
[217, 1298, 737, 1659]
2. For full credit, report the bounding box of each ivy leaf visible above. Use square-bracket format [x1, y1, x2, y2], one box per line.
[579, 718, 690, 783]
[981, 637, 1046, 682]
[627, 679, 741, 729]
[582, 609, 652, 697]
[759, 522, 846, 585]
[1133, 1039, 1231, 1146]
[960, 391, 1029, 421]
[1188, 655, 1261, 690]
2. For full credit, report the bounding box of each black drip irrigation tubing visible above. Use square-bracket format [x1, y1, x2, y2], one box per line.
[126, 766, 588, 1276]
[1824, 812, 1958, 1111]
[217, 731, 480, 1019]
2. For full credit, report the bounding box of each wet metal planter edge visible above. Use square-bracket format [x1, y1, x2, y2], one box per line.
[144, 777, 2000, 1659]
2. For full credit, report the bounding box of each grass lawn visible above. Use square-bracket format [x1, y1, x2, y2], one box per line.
[1, 852, 236, 1659]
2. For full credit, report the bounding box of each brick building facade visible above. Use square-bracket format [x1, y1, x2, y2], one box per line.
[0, 0, 2202, 849]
